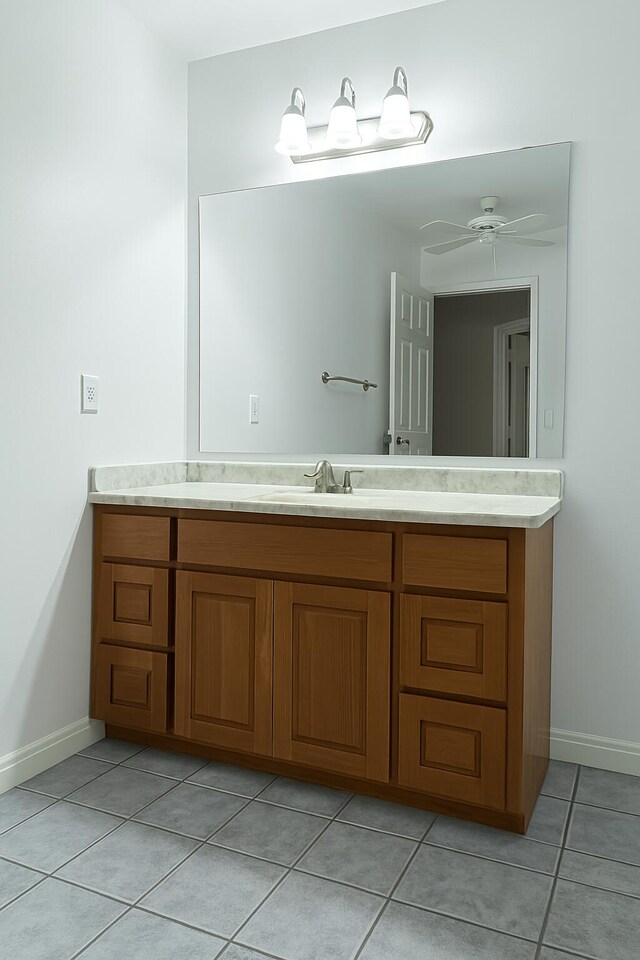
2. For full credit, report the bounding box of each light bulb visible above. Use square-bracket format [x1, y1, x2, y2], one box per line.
[378, 66, 413, 140]
[275, 88, 311, 156]
[325, 78, 360, 149]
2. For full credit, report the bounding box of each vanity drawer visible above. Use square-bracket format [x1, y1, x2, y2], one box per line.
[402, 534, 508, 594]
[94, 644, 168, 732]
[398, 694, 506, 810]
[99, 563, 169, 647]
[178, 519, 393, 583]
[400, 595, 507, 702]
[101, 514, 171, 562]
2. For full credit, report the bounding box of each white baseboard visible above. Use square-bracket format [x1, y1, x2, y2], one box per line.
[551, 727, 640, 775]
[0, 717, 105, 794]
[1, 719, 638, 794]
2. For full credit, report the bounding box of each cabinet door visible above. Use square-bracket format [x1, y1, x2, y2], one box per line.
[274, 582, 390, 782]
[175, 571, 273, 755]
[398, 694, 506, 809]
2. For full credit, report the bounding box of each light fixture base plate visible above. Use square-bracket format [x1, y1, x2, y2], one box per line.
[290, 111, 433, 163]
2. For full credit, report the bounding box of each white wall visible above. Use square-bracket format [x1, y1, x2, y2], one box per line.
[0, 0, 186, 766]
[187, 0, 640, 767]
[199, 182, 417, 453]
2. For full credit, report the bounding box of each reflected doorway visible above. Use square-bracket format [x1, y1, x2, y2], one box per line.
[431, 285, 535, 457]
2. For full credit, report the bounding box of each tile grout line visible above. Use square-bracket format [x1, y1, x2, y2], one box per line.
[62, 744, 219, 960]
[7, 747, 628, 959]
[350, 815, 438, 960]
[0, 869, 50, 914]
[1, 746, 214, 943]
[62, 767, 588, 956]
[66, 760, 287, 957]
[533, 763, 583, 959]
[228, 788, 356, 951]
[419, 837, 559, 876]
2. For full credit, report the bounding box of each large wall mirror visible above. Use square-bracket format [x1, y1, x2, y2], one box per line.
[199, 142, 570, 458]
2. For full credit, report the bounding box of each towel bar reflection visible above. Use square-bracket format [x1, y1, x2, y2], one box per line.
[321, 371, 378, 391]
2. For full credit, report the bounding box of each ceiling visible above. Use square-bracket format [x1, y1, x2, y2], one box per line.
[116, 0, 446, 62]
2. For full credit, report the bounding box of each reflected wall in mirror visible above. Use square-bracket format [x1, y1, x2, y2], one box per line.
[199, 142, 570, 457]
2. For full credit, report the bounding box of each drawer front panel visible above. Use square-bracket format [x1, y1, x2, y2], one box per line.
[101, 514, 171, 562]
[178, 519, 393, 583]
[400, 595, 507, 701]
[398, 694, 506, 809]
[99, 563, 169, 647]
[94, 644, 168, 732]
[402, 534, 508, 594]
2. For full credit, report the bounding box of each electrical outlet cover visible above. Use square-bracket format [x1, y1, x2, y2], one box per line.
[81, 374, 99, 413]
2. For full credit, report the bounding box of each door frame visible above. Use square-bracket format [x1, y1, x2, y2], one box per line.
[493, 318, 530, 457]
[430, 276, 538, 458]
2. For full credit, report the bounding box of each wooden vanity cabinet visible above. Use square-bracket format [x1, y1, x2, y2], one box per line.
[91, 505, 553, 833]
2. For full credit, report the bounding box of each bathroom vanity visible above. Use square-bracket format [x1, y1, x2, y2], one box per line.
[89, 462, 561, 833]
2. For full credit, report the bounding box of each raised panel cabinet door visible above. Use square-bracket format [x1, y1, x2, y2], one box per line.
[400, 595, 507, 702]
[274, 582, 390, 782]
[175, 571, 273, 756]
[94, 644, 168, 732]
[398, 694, 506, 810]
[99, 563, 169, 647]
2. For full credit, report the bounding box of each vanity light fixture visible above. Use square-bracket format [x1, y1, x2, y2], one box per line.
[378, 66, 413, 139]
[325, 77, 361, 149]
[274, 66, 433, 163]
[275, 87, 311, 156]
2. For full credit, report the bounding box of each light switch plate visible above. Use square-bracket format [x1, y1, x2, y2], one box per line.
[249, 394, 259, 424]
[81, 374, 99, 414]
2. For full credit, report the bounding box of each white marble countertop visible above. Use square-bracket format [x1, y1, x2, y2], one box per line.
[89, 463, 562, 528]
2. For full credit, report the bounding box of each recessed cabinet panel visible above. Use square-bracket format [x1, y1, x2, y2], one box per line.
[292, 605, 367, 753]
[175, 571, 273, 756]
[403, 534, 508, 594]
[94, 644, 168, 732]
[400, 595, 507, 701]
[398, 694, 506, 809]
[274, 582, 390, 781]
[99, 563, 169, 647]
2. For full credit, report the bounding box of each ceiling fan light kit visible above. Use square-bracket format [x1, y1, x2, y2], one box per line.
[275, 66, 433, 162]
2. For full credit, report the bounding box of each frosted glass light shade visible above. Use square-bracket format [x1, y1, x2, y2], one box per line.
[325, 97, 361, 148]
[378, 86, 413, 139]
[275, 106, 311, 155]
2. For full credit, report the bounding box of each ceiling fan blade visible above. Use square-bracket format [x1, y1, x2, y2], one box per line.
[419, 220, 476, 244]
[498, 235, 555, 247]
[497, 214, 550, 235]
[423, 236, 477, 255]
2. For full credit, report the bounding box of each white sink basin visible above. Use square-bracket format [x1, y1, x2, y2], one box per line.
[252, 489, 409, 508]
[254, 491, 364, 506]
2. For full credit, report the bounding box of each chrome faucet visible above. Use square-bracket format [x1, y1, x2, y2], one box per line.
[304, 461, 364, 494]
[304, 460, 341, 493]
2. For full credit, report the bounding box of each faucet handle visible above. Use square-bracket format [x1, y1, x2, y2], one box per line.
[342, 469, 364, 494]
